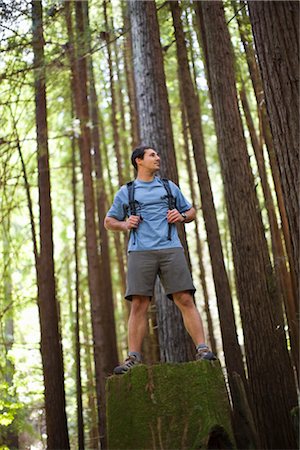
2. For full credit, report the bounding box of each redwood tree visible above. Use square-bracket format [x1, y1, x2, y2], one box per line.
[32, 1, 69, 448]
[247, 0, 299, 300]
[199, 2, 298, 448]
[233, 0, 297, 307]
[128, 0, 194, 362]
[71, 129, 84, 449]
[170, 3, 252, 446]
[65, 1, 118, 447]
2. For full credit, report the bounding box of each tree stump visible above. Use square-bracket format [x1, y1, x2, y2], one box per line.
[106, 361, 235, 449]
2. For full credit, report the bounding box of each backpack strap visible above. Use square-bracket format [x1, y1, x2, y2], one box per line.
[126, 178, 177, 243]
[161, 178, 176, 240]
[161, 178, 176, 210]
[126, 180, 136, 216]
[126, 180, 137, 244]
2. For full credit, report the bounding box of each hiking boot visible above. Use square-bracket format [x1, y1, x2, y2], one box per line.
[113, 354, 141, 375]
[196, 346, 217, 362]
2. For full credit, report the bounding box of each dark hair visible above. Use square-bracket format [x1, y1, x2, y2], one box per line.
[131, 145, 156, 170]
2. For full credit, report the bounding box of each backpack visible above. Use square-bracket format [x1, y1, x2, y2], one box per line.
[126, 178, 176, 241]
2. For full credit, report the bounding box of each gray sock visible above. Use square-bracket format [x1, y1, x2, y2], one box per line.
[128, 351, 142, 362]
[196, 343, 209, 351]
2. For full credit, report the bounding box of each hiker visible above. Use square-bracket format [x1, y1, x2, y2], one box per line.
[104, 146, 216, 374]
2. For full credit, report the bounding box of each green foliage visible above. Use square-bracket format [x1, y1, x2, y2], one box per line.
[0, 380, 32, 444]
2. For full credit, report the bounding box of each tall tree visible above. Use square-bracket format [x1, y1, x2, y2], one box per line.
[179, 87, 217, 355]
[128, 0, 178, 182]
[233, 0, 297, 306]
[128, 0, 194, 362]
[247, 1, 299, 299]
[239, 84, 299, 373]
[103, 0, 124, 185]
[170, 3, 251, 446]
[110, 4, 131, 179]
[80, 291, 99, 450]
[65, 1, 118, 446]
[122, 1, 140, 150]
[31, 1, 69, 448]
[71, 133, 84, 449]
[199, 2, 298, 448]
[82, 0, 118, 371]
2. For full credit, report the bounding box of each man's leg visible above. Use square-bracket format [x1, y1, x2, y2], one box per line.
[114, 295, 150, 374]
[173, 290, 216, 361]
[173, 290, 205, 345]
[128, 295, 150, 353]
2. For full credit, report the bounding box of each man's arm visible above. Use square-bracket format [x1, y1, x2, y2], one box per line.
[104, 215, 141, 231]
[167, 207, 196, 224]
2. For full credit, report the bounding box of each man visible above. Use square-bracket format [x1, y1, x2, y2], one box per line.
[104, 146, 216, 374]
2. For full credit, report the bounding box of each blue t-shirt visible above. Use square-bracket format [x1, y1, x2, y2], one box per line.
[107, 177, 192, 251]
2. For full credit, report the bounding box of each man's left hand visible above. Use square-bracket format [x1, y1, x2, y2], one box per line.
[167, 209, 185, 224]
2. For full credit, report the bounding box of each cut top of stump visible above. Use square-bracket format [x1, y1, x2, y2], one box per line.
[106, 360, 235, 450]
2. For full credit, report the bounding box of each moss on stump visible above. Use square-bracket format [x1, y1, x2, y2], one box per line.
[106, 360, 235, 449]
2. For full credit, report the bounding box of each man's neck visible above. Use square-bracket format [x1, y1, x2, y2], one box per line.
[136, 170, 157, 182]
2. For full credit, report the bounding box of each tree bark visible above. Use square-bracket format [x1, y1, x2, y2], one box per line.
[128, 0, 194, 362]
[71, 131, 85, 450]
[107, 362, 235, 450]
[99, 103, 129, 322]
[65, 1, 118, 446]
[122, 1, 140, 152]
[200, 2, 298, 448]
[248, 1, 299, 299]
[179, 84, 217, 355]
[103, 0, 124, 185]
[82, 0, 118, 370]
[81, 291, 99, 450]
[240, 85, 299, 374]
[32, 1, 70, 448]
[75, 1, 109, 445]
[170, 3, 251, 447]
[233, 0, 297, 307]
[110, 5, 131, 180]
[128, 0, 178, 182]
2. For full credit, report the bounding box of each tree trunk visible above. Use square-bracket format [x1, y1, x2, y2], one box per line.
[240, 85, 299, 374]
[71, 131, 85, 449]
[248, 1, 299, 299]
[122, 1, 140, 152]
[99, 104, 129, 322]
[110, 5, 131, 180]
[128, 0, 194, 363]
[107, 362, 235, 450]
[75, 1, 110, 445]
[170, 3, 251, 447]
[82, 0, 118, 369]
[128, 0, 178, 182]
[81, 291, 99, 450]
[183, 6, 200, 96]
[32, 2, 70, 448]
[179, 84, 217, 355]
[233, 0, 297, 308]
[65, 1, 118, 446]
[200, 2, 298, 448]
[103, 0, 124, 186]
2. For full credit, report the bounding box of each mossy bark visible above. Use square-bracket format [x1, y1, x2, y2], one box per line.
[106, 361, 235, 449]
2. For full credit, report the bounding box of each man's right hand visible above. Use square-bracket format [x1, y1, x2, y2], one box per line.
[125, 215, 142, 230]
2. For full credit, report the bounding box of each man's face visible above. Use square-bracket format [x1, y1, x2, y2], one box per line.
[137, 148, 160, 171]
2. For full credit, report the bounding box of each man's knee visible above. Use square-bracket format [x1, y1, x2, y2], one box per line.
[131, 296, 150, 314]
[173, 291, 194, 309]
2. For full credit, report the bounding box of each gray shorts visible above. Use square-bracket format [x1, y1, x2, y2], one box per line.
[125, 248, 196, 301]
